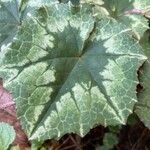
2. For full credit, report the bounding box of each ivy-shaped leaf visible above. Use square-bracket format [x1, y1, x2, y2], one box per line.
[99, 0, 150, 39]
[0, 122, 16, 150]
[0, 2, 146, 141]
[0, 0, 20, 49]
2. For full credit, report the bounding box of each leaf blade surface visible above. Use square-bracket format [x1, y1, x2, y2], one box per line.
[0, 2, 147, 140]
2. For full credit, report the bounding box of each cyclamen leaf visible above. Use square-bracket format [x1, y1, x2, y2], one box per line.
[132, 0, 150, 9]
[0, 122, 16, 150]
[28, 0, 58, 7]
[101, 0, 150, 38]
[98, 133, 118, 150]
[60, 0, 80, 5]
[0, 84, 29, 147]
[135, 31, 150, 128]
[0, 0, 20, 50]
[0, 2, 147, 141]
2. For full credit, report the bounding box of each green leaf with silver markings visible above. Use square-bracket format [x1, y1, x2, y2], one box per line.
[0, 1, 147, 140]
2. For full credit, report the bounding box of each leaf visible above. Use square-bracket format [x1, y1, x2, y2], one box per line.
[0, 2, 146, 141]
[101, 0, 150, 38]
[10, 145, 20, 150]
[81, 0, 110, 19]
[31, 140, 44, 150]
[60, 0, 80, 6]
[127, 113, 139, 126]
[28, 0, 58, 7]
[0, 83, 29, 148]
[135, 30, 150, 128]
[81, 0, 104, 5]
[0, 0, 20, 50]
[0, 122, 16, 150]
[97, 133, 118, 150]
[108, 125, 121, 134]
[0, 81, 15, 109]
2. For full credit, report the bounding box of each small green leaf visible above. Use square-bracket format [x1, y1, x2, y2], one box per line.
[31, 140, 44, 150]
[108, 125, 121, 134]
[127, 113, 139, 126]
[10, 145, 20, 150]
[97, 133, 118, 150]
[0, 122, 16, 150]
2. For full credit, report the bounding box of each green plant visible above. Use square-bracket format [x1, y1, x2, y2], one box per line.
[96, 133, 118, 150]
[0, 0, 150, 148]
[0, 122, 16, 150]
